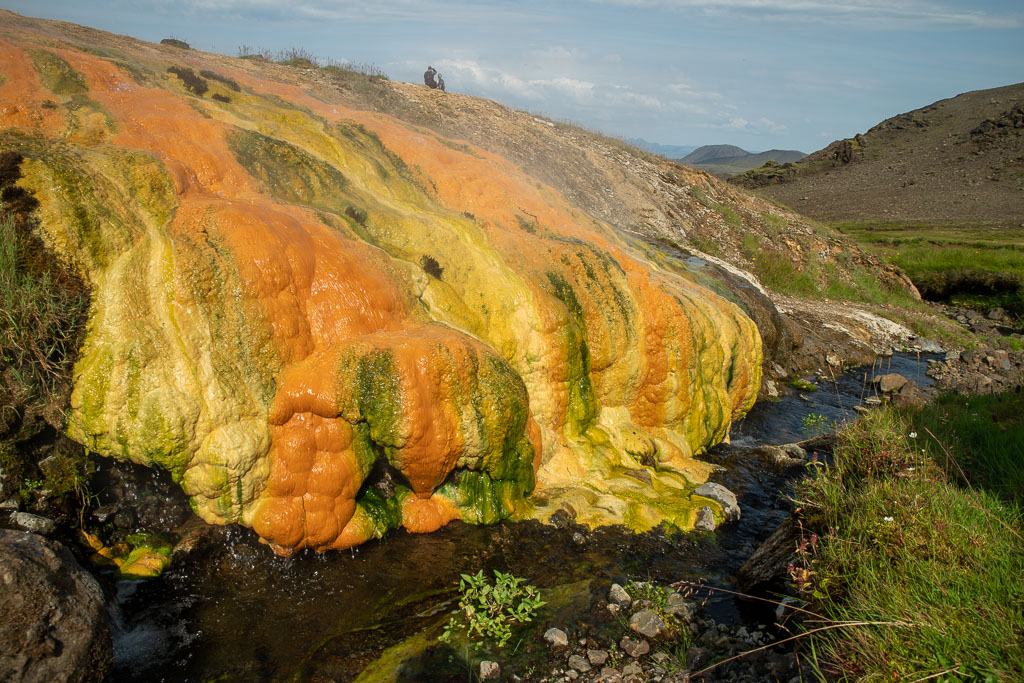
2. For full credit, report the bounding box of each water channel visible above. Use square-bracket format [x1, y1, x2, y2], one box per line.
[110, 353, 936, 681]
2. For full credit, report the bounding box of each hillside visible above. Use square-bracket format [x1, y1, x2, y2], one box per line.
[0, 10, 957, 557]
[730, 83, 1024, 225]
[681, 146, 806, 177]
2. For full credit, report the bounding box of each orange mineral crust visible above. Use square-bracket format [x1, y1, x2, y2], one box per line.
[1, 17, 762, 551]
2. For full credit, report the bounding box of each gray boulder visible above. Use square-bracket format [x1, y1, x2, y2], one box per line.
[0, 530, 111, 683]
[693, 482, 740, 521]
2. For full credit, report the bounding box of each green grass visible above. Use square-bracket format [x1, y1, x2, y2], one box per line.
[836, 222, 1024, 318]
[795, 402, 1024, 681]
[912, 392, 1024, 505]
[0, 208, 89, 401]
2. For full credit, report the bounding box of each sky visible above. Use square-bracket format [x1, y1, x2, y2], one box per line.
[5, 1, 1023, 153]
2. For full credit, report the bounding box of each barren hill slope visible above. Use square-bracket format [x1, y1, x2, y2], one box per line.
[731, 83, 1024, 225]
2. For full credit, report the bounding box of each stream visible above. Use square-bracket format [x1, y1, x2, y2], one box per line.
[108, 353, 936, 681]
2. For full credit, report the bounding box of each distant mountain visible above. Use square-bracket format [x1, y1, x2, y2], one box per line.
[626, 138, 699, 159]
[729, 82, 1024, 225]
[680, 145, 806, 177]
[681, 145, 749, 165]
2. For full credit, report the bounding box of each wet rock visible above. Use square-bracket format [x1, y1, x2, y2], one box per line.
[598, 669, 622, 683]
[693, 482, 740, 521]
[752, 445, 804, 470]
[544, 627, 569, 649]
[549, 507, 576, 529]
[8, 512, 57, 536]
[987, 307, 1007, 321]
[0, 497, 19, 510]
[694, 505, 716, 532]
[619, 635, 649, 657]
[571, 531, 587, 550]
[90, 504, 117, 524]
[568, 654, 592, 672]
[479, 660, 500, 680]
[764, 379, 779, 398]
[0, 530, 111, 682]
[630, 609, 667, 639]
[873, 372, 908, 393]
[738, 515, 799, 592]
[588, 649, 609, 666]
[609, 583, 632, 607]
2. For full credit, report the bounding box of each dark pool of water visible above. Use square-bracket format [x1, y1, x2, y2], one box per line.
[108, 354, 935, 682]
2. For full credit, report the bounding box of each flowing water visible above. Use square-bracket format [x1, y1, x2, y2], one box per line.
[109, 354, 936, 681]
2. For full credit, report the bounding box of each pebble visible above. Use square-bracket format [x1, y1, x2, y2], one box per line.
[588, 649, 609, 666]
[693, 482, 741, 521]
[544, 627, 568, 649]
[694, 505, 717, 531]
[609, 582, 632, 607]
[568, 654, 592, 672]
[620, 635, 650, 657]
[665, 592, 695, 621]
[479, 661, 500, 681]
[630, 609, 667, 639]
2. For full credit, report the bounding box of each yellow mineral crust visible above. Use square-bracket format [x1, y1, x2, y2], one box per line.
[0, 25, 761, 552]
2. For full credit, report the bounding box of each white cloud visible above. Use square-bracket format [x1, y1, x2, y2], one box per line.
[590, 0, 1024, 30]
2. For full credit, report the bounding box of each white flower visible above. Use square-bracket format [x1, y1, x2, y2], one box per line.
[908, 432, 918, 439]
[883, 516, 894, 523]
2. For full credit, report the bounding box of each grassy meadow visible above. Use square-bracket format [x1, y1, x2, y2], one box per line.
[794, 394, 1024, 681]
[835, 221, 1024, 319]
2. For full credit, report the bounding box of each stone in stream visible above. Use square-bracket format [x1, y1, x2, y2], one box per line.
[0, 530, 112, 683]
[737, 515, 800, 593]
[629, 609, 667, 639]
[694, 505, 717, 531]
[544, 627, 569, 649]
[479, 660, 500, 680]
[619, 635, 650, 657]
[873, 372, 908, 393]
[608, 582, 632, 607]
[693, 482, 741, 521]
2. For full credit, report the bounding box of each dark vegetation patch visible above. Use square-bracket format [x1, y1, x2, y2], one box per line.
[199, 69, 241, 92]
[160, 38, 190, 49]
[344, 205, 367, 226]
[227, 128, 349, 211]
[0, 151, 92, 511]
[419, 254, 443, 279]
[167, 66, 208, 96]
[211, 93, 231, 104]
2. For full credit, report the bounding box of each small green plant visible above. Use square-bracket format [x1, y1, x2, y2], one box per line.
[802, 413, 833, 437]
[791, 378, 818, 392]
[439, 569, 545, 649]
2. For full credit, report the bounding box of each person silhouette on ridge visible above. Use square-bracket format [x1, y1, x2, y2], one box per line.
[423, 66, 438, 89]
